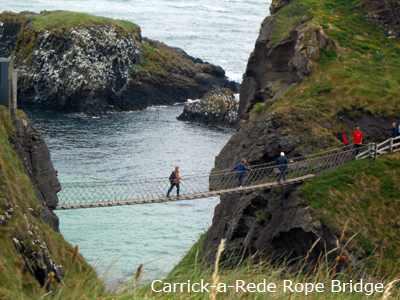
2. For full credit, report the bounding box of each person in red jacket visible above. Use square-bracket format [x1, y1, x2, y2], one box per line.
[353, 127, 363, 154]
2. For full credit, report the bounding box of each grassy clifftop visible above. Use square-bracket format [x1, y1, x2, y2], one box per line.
[30, 10, 139, 33]
[249, 0, 400, 150]
[300, 153, 400, 276]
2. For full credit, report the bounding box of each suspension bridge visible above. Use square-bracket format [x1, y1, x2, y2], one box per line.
[56, 136, 400, 210]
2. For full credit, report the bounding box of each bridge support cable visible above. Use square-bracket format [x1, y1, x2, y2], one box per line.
[57, 145, 364, 209]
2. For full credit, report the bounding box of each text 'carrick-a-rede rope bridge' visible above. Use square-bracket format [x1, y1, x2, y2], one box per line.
[56, 137, 400, 210]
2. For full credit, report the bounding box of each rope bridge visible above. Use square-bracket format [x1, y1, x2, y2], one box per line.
[56, 145, 362, 209]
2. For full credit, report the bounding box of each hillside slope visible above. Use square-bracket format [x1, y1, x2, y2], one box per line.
[0, 108, 103, 299]
[201, 0, 400, 277]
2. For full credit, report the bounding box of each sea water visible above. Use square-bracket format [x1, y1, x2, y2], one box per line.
[4, 0, 270, 283]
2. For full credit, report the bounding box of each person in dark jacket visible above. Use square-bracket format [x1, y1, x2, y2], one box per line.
[233, 159, 252, 187]
[392, 122, 399, 139]
[275, 152, 293, 183]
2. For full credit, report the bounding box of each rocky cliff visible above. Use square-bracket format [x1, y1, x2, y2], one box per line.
[362, 0, 400, 38]
[201, 0, 400, 275]
[0, 108, 102, 298]
[9, 113, 61, 232]
[0, 11, 237, 115]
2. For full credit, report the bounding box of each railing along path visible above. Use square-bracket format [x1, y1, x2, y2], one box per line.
[57, 144, 365, 209]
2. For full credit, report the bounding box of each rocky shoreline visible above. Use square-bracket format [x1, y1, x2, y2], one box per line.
[0, 11, 238, 115]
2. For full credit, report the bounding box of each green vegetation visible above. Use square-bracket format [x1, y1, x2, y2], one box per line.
[133, 41, 194, 76]
[12, 10, 141, 66]
[248, 0, 400, 152]
[129, 236, 399, 299]
[278, 0, 399, 115]
[300, 152, 400, 276]
[0, 106, 103, 299]
[31, 11, 139, 32]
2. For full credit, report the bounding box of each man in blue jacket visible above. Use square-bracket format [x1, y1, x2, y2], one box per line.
[393, 122, 399, 138]
[275, 152, 293, 183]
[233, 159, 252, 187]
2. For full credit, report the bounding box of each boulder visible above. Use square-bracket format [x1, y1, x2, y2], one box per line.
[177, 88, 238, 128]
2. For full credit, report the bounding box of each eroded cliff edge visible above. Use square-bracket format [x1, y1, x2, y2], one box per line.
[9, 114, 61, 232]
[201, 0, 400, 276]
[0, 11, 237, 115]
[0, 108, 102, 298]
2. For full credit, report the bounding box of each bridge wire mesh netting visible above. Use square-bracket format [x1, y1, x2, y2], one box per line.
[57, 145, 363, 207]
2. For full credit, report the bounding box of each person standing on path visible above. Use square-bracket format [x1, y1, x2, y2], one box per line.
[166, 166, 184, 197]
[393, 122, 399, 150]
[233, 159, 252, 187]
[392, 122, 399, 139]
[275, 152, 293, 184]
[353, 126, 363, 154]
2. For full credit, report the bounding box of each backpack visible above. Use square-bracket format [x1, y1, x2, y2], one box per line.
[169, 171, 175, 182]
[337, 132, 344, 143]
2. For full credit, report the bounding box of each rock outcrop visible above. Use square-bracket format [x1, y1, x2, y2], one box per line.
[9, 115, 61, 232]
[177, 88, 238, 128]
[269, 0, 295, 14]
[238, 17, 328, 121]
[201, 0, 400, 271]
[202, 184, 339, 266]
[362, 0, 400, 38]
[0, 11, 237, 115]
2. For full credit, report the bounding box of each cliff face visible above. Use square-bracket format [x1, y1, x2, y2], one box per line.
[9, 115, 61, 232]
[0, 11, 237, 115]
[202, 184, 338, 265]
[362, 0, 400, 38]
[0, 108, 101, 298]
[202, 0, 400, 273]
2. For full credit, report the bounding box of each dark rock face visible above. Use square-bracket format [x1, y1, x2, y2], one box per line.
[339, 109, 397, 143]
[269, 0, 296, 15]
[0, 12, 237, 115]
[9, 117, 61, 232]
[0, 12, 30, 57]
[13, 235, 64, 289]
[177, 88, 238, 128]
[212, 112, 302, 172]
[201, 184, 340, 266]
[238, 18, 328, 121]
[362, 0, 400, 38]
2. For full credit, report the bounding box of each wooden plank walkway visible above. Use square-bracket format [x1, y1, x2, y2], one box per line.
[56, 174, 315, 210]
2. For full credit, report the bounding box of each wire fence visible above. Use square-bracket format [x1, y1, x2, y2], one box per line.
[57, 145, 364, 207]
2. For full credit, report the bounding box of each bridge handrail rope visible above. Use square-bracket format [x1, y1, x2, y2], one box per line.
[57, 144, 366, 208]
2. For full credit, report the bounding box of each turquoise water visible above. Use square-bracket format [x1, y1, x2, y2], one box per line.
[25, 106, 233, 283]
[8, 0, 271, 284]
